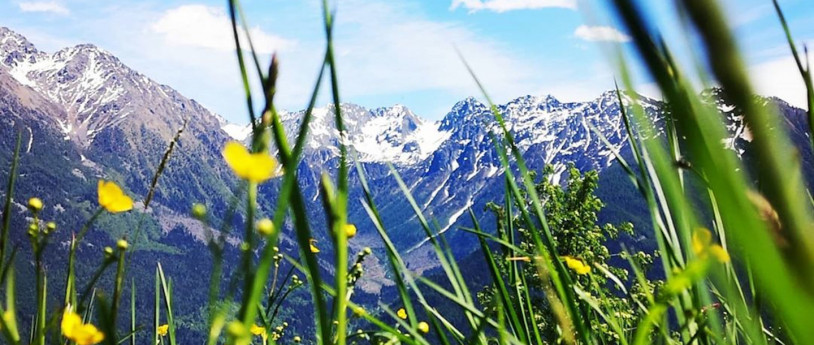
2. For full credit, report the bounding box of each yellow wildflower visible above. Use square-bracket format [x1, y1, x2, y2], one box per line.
[157, 324, 169, 336]
[562, 256, 591, 275]
[692, 228, 730, 263]
[250, 324, 266, 337]
[309, 239, 320, 253]
[117, 239, 128, 251]
[28, 197, 43, 211]
[97, 180, 133, 213]
[344, 223, 357, 239]
[222, 141, 279, 183]
[417, 321, 430, 334]
[257, 218, 275, 236]
[396, 308, 407, 320]
[293, 336, 302, 343]
[61, 310, 105, 345]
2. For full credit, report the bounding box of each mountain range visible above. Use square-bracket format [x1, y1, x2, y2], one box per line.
[1, 26, 812, 339]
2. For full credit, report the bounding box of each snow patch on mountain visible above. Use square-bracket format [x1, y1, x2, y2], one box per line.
[222, 123, 252, 141]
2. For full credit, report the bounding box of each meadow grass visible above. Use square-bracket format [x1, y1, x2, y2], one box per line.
[0, 0, 813, 344]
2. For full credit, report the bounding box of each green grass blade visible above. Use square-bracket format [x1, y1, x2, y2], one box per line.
[468, 209, 525, 342]
[0, 131, 21, 271]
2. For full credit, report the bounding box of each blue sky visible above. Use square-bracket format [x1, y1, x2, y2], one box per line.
[1, 0, 812, 124]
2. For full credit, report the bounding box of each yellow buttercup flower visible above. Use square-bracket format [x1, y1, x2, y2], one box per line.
[61, 310, 105, 345]
[417, 321, 430, 334]
[562, 256, 591, 275]
[692, 228, 730, 263]
[222, 141, 280, 183]
[250, 324, 266, 337]
[396, 308, 407, 320]
[28, 197, 43, 211]
[343, 223, 357, 239]
[157, 324, 169, 336]
[309, 239, 320, 253]
[97, 180, 133, 213]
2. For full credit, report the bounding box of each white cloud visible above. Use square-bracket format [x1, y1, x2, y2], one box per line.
[450, 0, 576, 13]
[751, 53, 812, 110]
[574, 25, 630, 42]
[321, 0, 545, 106]
[18, 1, 69, 15]
[150, 5, 293, 54]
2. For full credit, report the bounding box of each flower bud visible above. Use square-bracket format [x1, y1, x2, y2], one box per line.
[191, 203, 207, 219]
[343, 223, 357, 239]
[117, 239, 129, 251]
[257, 218, 274, 236]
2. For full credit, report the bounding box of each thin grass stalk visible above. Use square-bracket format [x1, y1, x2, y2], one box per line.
[319, 1, 351, 342]
[264, 266, 294, 318]
[75, 259, 114, 312]
[0, 265, 20, 345]
[233, 0, 266, 89]
[66, 209, 104, 307]
[157, 264, 176, 345]
[130, 279, 135, 345]
[355, 184, 477, 344]
[573, 285, 629, 345]
[201, 183, 240, 345]
[353, 161, 420, 328]
[469, 209, 525, 342]
[386, 163, 484, 335]
[129, 120, 187, 262]
[111, 248, 127, 340]
[237, 181, 257, 319]
[154, 268, 159, 345]
[772, 0, 814, 142]
[437, 232, 487, 344]
[34, 240, 45, 345]
[0, 132, 22, 272]
[227, 0, 257, 131]
[283, 257, 428, 345]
